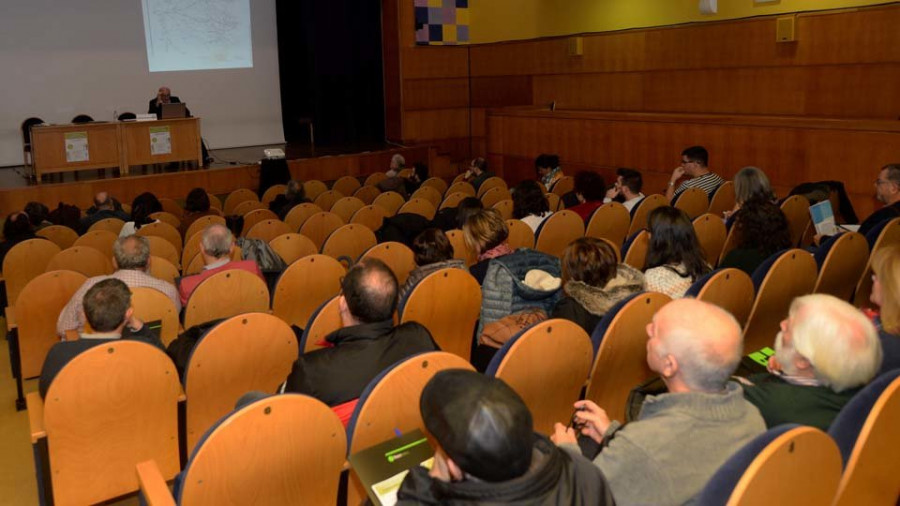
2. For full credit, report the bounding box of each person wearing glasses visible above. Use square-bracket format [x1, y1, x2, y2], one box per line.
[666, 146, 725, 202]
[859, 163, 900, 236]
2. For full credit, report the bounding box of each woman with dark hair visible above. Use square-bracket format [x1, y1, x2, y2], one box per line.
[535, 154, 564, 189]
[568, 171, 607, 221]
[552, 237, 645, 334]
[513, 180, 552, 233]
[399, 229, 466, 303]
[24, 202, 52, 231]
[0, 212, 37, 266]
[644, 206, 711, 298]
[120, 192, 163, 237]
[269, 180, 310, 220]
[720, 199, 792, 276]
[179, 187, 215, 238]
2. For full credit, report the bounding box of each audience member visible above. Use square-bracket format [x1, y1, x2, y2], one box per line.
[430, 196, 484, 232]
[568, 171, 607, 221]
[741, 294, 882, 430]
[666, 146, 725, 202]
[57, 235, 180, 336]
[643, 206, 710, 298]
[552, 298, 764, 506]
[513, 180, 553, 233]
[464, 209, 513, 285]
[24, 202, 52, 231]
[399, 229, 466, 304]
[719, 199, 792, 276]
[870, 246, 900, 374]
[536, 154, 564, 190]
[79, 191, 130, 233]
[552, 238, 644, 335]
[268, 180, 310, 220]
[177, 224, 263, 305]
[397, 370, 614, 504]
[386, 153, 405, 178]
[0, 212, 38, 266]
[859, 163, 900, 235]
[41, 279, 164, 398]
[404, 162, 429, 195]
[603, 168, 645, 212]
[179, 187, 217, 238]
[119, 192, 163, 237]
[726, 166, 776, 220]
[283, 258, 438, 415]
[464, 157, 494, 193]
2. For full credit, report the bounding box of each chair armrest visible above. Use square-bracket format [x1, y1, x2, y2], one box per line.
[136, 460, 176, 506]
[26, 392, 46, 443]
[6, 305, 16, 331]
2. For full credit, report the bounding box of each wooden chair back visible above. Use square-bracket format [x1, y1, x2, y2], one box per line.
[260, 184, 287, 206]
[47, 246, 113, 277]
[445, 181, 475, 198]
[780, 195, 811, 247]
[313, 190, 344, 213]
[148, 211, 181, 229]
[268, 233, 317, 266]
[321, 224, 377, 266]
[476, 176, 507, 198]
[184, 244, 244, 277]
[363, 172, 387, 187]
[545, 192, 562, 212]
[206, 193, 223, 213]
[350, 204, 390, 232]
[301, 296, 342, 354]
[136, 221, 182, 255]
[707, 181, 735, 217]
[246, 219, 292, 244]
[240, 208, 279, 237]
[158, 198, 183, 218]
[303, 180, 328, 201]
[360, 241, 417, 285]
[398, 197, 437, 220]
[693, 213, 728, 267]
[585, 202, 630, 246]
[181, 230, 204, 269]
[35, 341, 180, 506]
[144, 235, 180, 269]
[332, 175, 362, 197]
[401, 268, 481, 360]
[184, 215, 226, 243]
[551, 175, 575, 196]
[372, 191, 405, 215]
[743, 249, 817, 353]
[16, 270, 86, 378]
[183, 269, 271, 329]
[148, 255, 179, 285]
[439, 191, 468, 210]
[421, 176, 448, 195]
[397, 168, 415, 179]
[451, 172, 467, 184]
[131, 286, 180, 347]
[718, 224, 741, 266]
[36, 225, 78, 250]
[853, 217, 900, 307]
[2, 238, 60, 306]
[410, 185, 442, 207]
[628, 194, 667, 236]
[74, 229, 117, 259]
[694, 268, 756, 328]
[223, 188, 259, 216]
[299, 211, 345, 250]
[535, 210, 585, 258]
[585, 292, 671, 422]
[284, 202, 323, 231]
[446, 229, 477, 267]
[489, 319, 593, 434]
[330, 196, 366, 223]
[814, 232, 869, 301]
[184, 313, 298, 452]
[272, 254, 344, 328]
[353, 184, 381, 205]
[622, 230, 650, 270]
[480, 187, 512, 209]
[492, 199, 514, 220]
[232, 200, 266, 217]
[506, 219, 536, 250]
[87, 217, 125, 235]
[673, 187, 709, 220]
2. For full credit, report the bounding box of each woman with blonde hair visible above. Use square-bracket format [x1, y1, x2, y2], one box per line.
[870, 245, 900, 374]
[463, 209, 512, 284]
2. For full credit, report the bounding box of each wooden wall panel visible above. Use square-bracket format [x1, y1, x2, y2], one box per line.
[471, 76, 533, 108]
[400, 47, 469, 79]
[403, 78, 470, 110]
[402, 109, 470, 141]
[532, 73, 644, 111]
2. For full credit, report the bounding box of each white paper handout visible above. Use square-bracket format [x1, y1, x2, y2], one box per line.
[64, 132, 89, 162]
[150, 126, 172, 155]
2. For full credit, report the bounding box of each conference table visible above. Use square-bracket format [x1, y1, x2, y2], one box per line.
[30, 117, 203, 181]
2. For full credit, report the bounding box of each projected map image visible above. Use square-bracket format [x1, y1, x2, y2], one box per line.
[142, 0, 253, 72]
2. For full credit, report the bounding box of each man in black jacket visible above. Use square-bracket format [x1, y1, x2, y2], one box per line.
[148, 86, 190, 119]
[283, 258, 438, 407]
[397, 370, 614, 505]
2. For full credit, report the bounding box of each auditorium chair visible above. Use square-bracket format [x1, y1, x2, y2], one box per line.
[299, 295, 342, 354]
[410, 185, 442, 207]
[299, 211, 344, 250]
[240, 208, 279, 237]
[696, 425, 841, 506]
[360, 241, 416, 284]
[480, 187, 512, 210]
[485, 319, 593, 434]
[372, 190, 405, 215]
[621, 229, 650, 270]
[707, 181, 736, 217]
[231, 199, 266, 217]
[138, 394, 346, 505]
[130, 286, 180, 347]
[813, 232, 869, 302]
[143, 235, 180, 269]
[397, 168, 415, 179]
[183, 246, 242, 276]
[321, 224, 377, 267]
[692, 213, 728, 267]
[2, 239, 60, 313]
[70, 114, 94, 124]
[535, 209, 585, 259]
[35, 224, 78, 250]
[398, 197, 437, 220]
[148, 211, 181, 229]
[246, 218, 292, 244]
[28, 341, 181, 506]
[303, 180, 328, 201]
[158, 198, 183, 218]
[475, 176, 507, 199]
[352, 184, 381, 205]
[205, 193, 223, 213]
[673, 187, 709, 220]
[283, 202, 323, 232]
[148, 255, 179, 286]
[268, 232, 316, 266]
[628, 194, 666, 233]
[20, 116, 43, 171]
[779, 195, 811, 247]
[313, 190, 344, 213]
[585, 202, 630, 246]
[332, 175, 362, 197]
[717, 224, 740, 266]
[853, 217, 900, 307]
[330, 196, 366, 223]
[492, 199, 514, 220]
[505, 218, 536, 250]
[46, 246, 113, 277]
[438, 191, 468, 210]
[183, 214, 225, 243]
[742, 249, 817, 353]
[545, 192, 562, 212]
[137, 221, 183, 256]
[685, 268, 755, 328]
[349, 204, 390, 232]
[420, 176, 448, 195]
[363, 172, 387, 187]
[86, 217, 126, 235]
[550, 176, 575, 197]
[445, 181, 475, 198]
[451, 173, 467, 185]
[223, 188, 259, 216]
[597, 237, 622, 263]
[272, 254, 344, 330]
[829, 370, 900, 506]
[260, 183, 287, 206]
[445, 229, 477, 267]
[586, 292, 671, 422]
[183, 269, 270, 329]
[181, 313, 297, 452]
[400, 268, 481, 360]
[181, 230, 205, 269]
[346, 352, 475, 505]
[73, 229, 117, 260]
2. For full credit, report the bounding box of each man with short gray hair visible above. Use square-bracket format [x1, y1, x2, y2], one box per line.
[57, 235, 180, 337]
[552, 298, 765, 505]
[741, 294, 883, 431]
[177, 224, 263, 305]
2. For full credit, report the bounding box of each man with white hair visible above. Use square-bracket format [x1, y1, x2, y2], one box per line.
[386, 153, 405, 177]
[552, 298, 765, 505]
[741, 294, 883, 431]
[177, 224, 263, 305]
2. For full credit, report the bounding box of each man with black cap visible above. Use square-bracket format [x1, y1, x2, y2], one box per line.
[396, 370, 614, 504]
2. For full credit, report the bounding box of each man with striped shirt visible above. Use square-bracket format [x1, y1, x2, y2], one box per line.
[666, 146, 725, 202]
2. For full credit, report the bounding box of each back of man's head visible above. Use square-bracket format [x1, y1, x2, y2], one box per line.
[652, 299, 743, 392]
[574, 171, 605, 202]
[617, 168, 643, 195]
[421, 370, 533, 482]
[201, 224, 234, 260]
[113, 235, 151, 271]
[94, 191, 113, 210]
[681, 146, 709, 168]
[788, 294, 882, 392]
[341, 258, 398, 323]
[83, 278, 131, 333]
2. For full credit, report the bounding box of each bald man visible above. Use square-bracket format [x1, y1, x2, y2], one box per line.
[148, 86, 188, 119]
[552, 299, 765, 505]
[176, 224, 263, 306]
